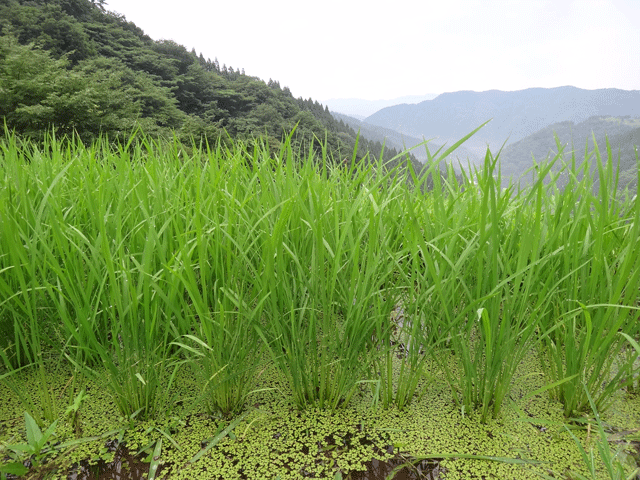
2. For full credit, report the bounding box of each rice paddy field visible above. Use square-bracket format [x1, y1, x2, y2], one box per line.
[1, 131, 639, 480]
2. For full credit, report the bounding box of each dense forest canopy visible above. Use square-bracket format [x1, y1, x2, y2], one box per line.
[0, 0, 419, 169]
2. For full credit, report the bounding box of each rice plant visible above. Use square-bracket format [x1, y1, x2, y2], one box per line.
[536, 137, 640, 417]
[0, 127, 638, 428]
[169, 153, 270, 416]
[254, 141, 402, 410]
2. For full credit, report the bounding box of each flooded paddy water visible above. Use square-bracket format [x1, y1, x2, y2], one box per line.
[1, 353, 639, 480]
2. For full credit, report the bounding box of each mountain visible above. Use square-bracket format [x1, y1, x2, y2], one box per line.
[365, 87, 640, 159]
[607, 126, 640, 192]
[497, 116, 640, 192]
[331, 112, 423, 153]
[331, 112, 480, 167]
[324, 94, 439, 119]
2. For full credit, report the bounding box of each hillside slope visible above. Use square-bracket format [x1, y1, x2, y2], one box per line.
[0, 0, 407, 167]
[323, 94, 438, 118]
[497, 116, 640, 192]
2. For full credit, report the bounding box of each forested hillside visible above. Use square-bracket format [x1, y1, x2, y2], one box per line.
[0, 0, 412, 167]
[608, 125, 640, 191]
[498, 116, 640, 193]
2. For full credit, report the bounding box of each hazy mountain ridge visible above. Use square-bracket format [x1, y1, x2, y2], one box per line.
[331, 112, 424, 153]
[608, 126, 640, 190]
[498, 116, 640, 191]
[331, 112, 480, 166]
[365, 87, 640, 158]
[323, 94, 438, 118]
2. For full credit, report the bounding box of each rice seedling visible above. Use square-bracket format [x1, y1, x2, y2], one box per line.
[255, 142, 402, 410]
[536, 137, 640, 417]
[396, 145, 557, 422]
[62, 181, 186, 418]
[170, 194, 270, 416]
[0, 133, 90, 423]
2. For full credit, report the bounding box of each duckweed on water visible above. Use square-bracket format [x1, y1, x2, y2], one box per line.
[1, 353, 639, 479]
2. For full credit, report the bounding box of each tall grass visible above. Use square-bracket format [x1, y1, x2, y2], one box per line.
[0, 129, 638, 425]
[536, 137, 640, 417]
[170, 141, 270, 416]
[254, 140, 403, 410]
[393, 146, 563, 422]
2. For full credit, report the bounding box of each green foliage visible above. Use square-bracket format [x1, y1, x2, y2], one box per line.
[169, 203, 270, 416]
[0, 36, 182, 140]
[0, 130, 639, 479]
[254, 145, 402, 410]
[535, 138, 640, 417]
[1, 412, 58, 475]
[0, 0, 96, 62]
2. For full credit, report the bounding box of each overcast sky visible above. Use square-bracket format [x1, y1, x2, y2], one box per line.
[104, 0, 640, 102]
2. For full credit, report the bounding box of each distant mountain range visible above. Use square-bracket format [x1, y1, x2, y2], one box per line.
[323, 94, 438, 119]
[331, 112, 479, 167]
[328, 87, 640, 193]
[364, 87, 640, 158]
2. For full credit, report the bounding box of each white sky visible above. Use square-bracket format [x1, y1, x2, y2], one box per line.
[104, 0, 640, 102]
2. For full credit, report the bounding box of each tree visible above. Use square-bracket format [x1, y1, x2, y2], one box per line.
[0, 35, 69, 135]
[0, 2, 95, 63]
[0, 36, 181, 139]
